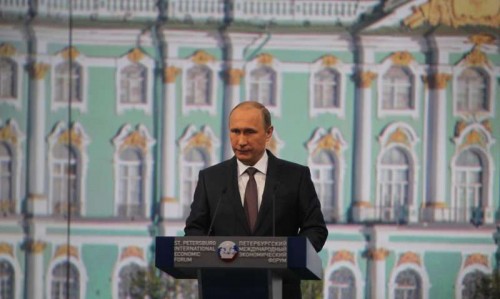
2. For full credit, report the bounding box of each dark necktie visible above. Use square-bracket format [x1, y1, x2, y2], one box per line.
[244, 167, 258, 233]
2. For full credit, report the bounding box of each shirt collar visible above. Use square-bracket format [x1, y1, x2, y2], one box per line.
[237, 151, 268, 176]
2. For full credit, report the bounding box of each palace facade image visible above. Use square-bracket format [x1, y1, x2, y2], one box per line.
[0, 0, 499, 298]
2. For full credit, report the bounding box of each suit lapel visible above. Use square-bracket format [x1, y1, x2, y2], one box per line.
[227, 157, 252, 235]
[255, 151, 280, 234]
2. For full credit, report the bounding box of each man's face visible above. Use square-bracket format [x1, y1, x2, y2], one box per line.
[229, 107, 273, 166]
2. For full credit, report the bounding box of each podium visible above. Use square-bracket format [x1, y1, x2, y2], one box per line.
[155, 236, 323, 299]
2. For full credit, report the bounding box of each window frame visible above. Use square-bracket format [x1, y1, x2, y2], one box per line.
[0, 55, 22, 110]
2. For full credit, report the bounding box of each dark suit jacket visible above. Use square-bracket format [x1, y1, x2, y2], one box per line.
[184, 150, 328, 298]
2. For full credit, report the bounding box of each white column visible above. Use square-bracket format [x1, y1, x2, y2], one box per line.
[353, 71, 377, 221]
[27, 63, 49, 215]
[161, 66, 181, 219]
[223, 68, 244, 159]
[370, 248, 388, 299]
[26, 241, 46, 299]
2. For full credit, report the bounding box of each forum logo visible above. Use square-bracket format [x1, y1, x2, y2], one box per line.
[217, 241, 239, 262]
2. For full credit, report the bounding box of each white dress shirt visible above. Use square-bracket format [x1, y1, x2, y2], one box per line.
[237, 151, 268, 210]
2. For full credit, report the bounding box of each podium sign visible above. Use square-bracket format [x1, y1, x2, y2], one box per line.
[156, 236, 322, 299]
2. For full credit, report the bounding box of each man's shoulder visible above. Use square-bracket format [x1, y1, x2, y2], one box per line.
[272, 155, 308, 173]
[200, 158, 234, 174]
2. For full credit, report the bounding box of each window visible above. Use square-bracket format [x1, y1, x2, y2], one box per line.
[118, 263, 143, 299]
[0, 260, 14, 299]
[54, 62, 82, 103]
[453, 149, 483, 222]
[311, 150, 336, 222]
[51, 262, 79, 299]
[394, 269, 422, 299]
[52, 144, 80, 216]
[382, 66, 413, 110]
[461, 270, 485, 299]
[457, 68, 488, 113]
[378, 148, 410, 221]
[117, 148, 144, 218]
[186, 65, 212, 106]
[182, 148, 208, 217]
[120, 64, 147, 104]
[314, 69, 340, 109]
[249, 67, 276, 107]
[0, 143, 13, 214]
[0, 58, 16, 99]
[328, 267, 355, 299]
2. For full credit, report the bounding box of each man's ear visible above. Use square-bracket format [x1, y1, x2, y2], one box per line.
[266, 126, 274, 140]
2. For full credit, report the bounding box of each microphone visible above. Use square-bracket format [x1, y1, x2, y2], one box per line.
[207, 188, 227, 236]
[272, 182, 280, 237]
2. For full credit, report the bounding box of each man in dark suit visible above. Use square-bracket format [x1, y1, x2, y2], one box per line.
[184, 101, 328, 298]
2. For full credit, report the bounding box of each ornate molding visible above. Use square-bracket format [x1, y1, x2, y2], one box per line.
[127, 48, 145, 63]
[469, 33, 496, 46]
[390, 51, 414, 66]
[0, 243, 14, 257]
[464, 253, 488, 268]
[186, 132, 212, 151]
[120, 246, 144, 261]
[0, 123, 18, 145]
[61, 47, 80, 61]
[463, 129, 487, 148]
[425, 201, 447, 209]
[354, 201, 372, 208]
[26, 241, 47, 253]
[227, 68, 244, 85]
[331, 250, 355, 265]
[0, 200, 15, 214]
[257, 53, 274, 66]
[397, 252, 421, 266]
[54, 245, 79, 260]
[161, 196, 177, 203]
[357, 71, 377, 88]
[58, 127, 83, 149]
[30, 63, 50, 80]
[321, 55, 338, 67]
[481, 120, 492, 133]
[464, 47, 490, 67]
[315, 134, 343, 155]
[386, 128, 410, 147]
[423, 73, 451, 90]
[367, 248, 390, 261]
[191, 50, 215, 65]
[455, 121, 467, 137]
[122, 130, 148, 153]
[0, 43, 16, 57]
[164, 66, 180, 84]
[28, 193, 46, 201]
[404, 0, 500, 29]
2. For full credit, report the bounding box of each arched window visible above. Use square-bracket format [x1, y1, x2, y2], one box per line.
[52, 144, 80, 216]
[120, 64, 147, 104]
[0, 260, 14, 299]
[382, 66, 413, 110]
[453, 149, 483, 222]
[328, 267, 355, 299]
[461, 270, 486, 299]
[118, 263, 144, 299]
[55, 61, 82, 103]
[182, 147, 208, 217]
[379, 147, 410, 221]
[457, 68, 488, 113]
[51, 261, 79, 299]
[186, 65, 212, 106]
[0, 143, 13, 214]
[314, 69, 340, 109]
[249, 66, 276, 107]
[0, 58, 16, 99]
[394, 269, 422, 299]
[117, 148, 144, 218]
[311, 149, 336, 222]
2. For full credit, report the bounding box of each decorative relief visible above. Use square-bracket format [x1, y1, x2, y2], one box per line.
[469, 34, 496, 46]
[0, 123, 18, 145]
[368, 248, 390, 261]
[186, 132, 212, 151]
[164, 66, 180, 84]
[386, 128, 410, 147]
[423, 73, 451, 89]
[0, 243, 14, 257]
[30, 63, 50, 80]
[331, 250, 355, 265]
[28, 193, 46, 201]
[390, 51, 414, 66]
[403, 0, 500, 29]
[397, 252, 421, 266]
[357, 71, 377, 88]
[127, 48, 145, 63]
[26, 241, 46, 253]
[0, 201, 14, 214]
[120, 246, 144, 261]
[122, 130, 148, 154]
[425, 201, 447, 209]
[58, 128, 83, 149]
[455, 121, 467, 137]
[464, 253, 488, 268]
[464, 47, 490, 67]
[54, 245, 79, 260]
[191, 50, 215, 65]
[257, 53, 274, 66]
[354, 201, 372, 208]
[321, 55, 338, 67]
[61, 47, 80, 61]
[0, 43, 16, 57]
[463, 130, 487, 148]
[315, 134, 342, 155]
[481, 120, 492, 133]
[161, 196, 177, 203]
[227, 68, 244, 85]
